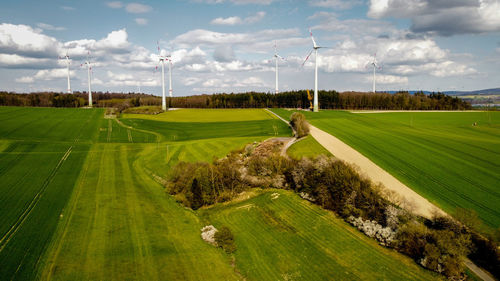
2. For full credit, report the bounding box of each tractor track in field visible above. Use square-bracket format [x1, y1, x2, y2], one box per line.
[114, 117, 162, 143]
[0, 146, 73, 252]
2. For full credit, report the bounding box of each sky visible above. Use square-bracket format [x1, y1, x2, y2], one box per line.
[0, 0, 499, 96]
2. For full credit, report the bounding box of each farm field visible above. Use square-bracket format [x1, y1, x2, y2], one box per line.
[0, 107, 103, 280]
[39, 143, 241, 280]
[122, 108, 275, 122]
[0, 107, 102, 143]
[1, 106, 455, 280]
[287, 135, 332, 159]
[38, 108, 293, 280]
[202, 189, 440, 281]
[272, 109, 500, 230]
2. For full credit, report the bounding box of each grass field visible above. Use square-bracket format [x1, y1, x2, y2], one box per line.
[0, 106, 454, 280]
[123, 108, 276, 122]
[272, 109, 500, 230]
[120, 118, 290, 142]
[39, 143, 241, 280]
[38, 108, 292, 280]
[287, 135, 332, 159]
[0, 107, 102, 142]
[202, 189, 439, 280]
[97, 117, 157, 143]
[0, 107, 103, 280]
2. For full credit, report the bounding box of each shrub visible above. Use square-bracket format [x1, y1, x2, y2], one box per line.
[214, 226, 236, 253]
[290, 112, 310, 138]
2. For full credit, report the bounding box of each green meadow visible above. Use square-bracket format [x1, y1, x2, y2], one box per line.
[0, 107, 103, 280]
[287, 135, 332, 159]
[272, 109, 500, 231]
[202, 189, 439, 280]
[1, 106, 443, 280]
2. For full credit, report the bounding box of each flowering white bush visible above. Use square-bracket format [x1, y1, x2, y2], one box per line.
[348, 216, 396, 246]
[299, 192, 316, 202]
[385, 205, 402, 229]
[201, 225, 218, 245]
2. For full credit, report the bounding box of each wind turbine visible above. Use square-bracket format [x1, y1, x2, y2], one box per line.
[370, 53, 381, 93]
[156, 43, 174, 110]
[82, 51, 93, 108]
[302, 29, 325, 112]
[273, 41, 286, 94]
[58, 51, 72, 93]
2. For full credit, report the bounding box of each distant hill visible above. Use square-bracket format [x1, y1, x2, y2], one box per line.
[444, 88, 500, 96]
[383, 88, 500, 96]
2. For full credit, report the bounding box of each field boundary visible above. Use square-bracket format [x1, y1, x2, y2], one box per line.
[0, 146, 73, 252]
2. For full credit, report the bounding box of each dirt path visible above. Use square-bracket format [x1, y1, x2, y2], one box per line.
[266, 108, 493, 279]
[309, 125, 443, 218]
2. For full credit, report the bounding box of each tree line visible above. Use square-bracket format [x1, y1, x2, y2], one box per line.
[0, 90, 471, 110]
[170, 90, 471, 110]
[0, 91, 160, 108]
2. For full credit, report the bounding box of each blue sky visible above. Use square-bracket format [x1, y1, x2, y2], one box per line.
[1, 0, 499, 95]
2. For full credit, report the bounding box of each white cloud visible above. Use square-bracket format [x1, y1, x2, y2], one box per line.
[213, 45, 235, 62]
[33, 68, 75, 80]
[106, 1, 123, 8]
[211, 16, 243, 25]
[364, 74, 408, 84]
[172, 28, 301, 52]
[60, 6, 75, 11]
[135, 18, 148, 25]
[125, 3, 152, 13]
[308, 0, 361, 10]
[0, 54, 54, 69]
[36, 23, 66, 31]
[211, 11, 265, 25]
[0, 23, 59, 58]
[367, 0, 500, 36]
[429, 61, 477, 77]
[182, 77, 203, 86]
[245, 11, 266, 23]
[94, 29, 130, 51]
[15, 76, 34, 83]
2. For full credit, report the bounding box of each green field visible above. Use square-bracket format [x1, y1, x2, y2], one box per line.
[0, 107, 103, 280]
[123, 108, 275, 122]
[287, 135, 332, 159]
[202, 189, 439, 280]
[272, 109, 500, 230]
[1, 106, 448, 280]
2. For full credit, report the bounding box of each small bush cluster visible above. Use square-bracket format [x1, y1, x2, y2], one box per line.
[289, 112, 310, 138]
[214, 226, 236, 253]
[167, 139, 498, 279]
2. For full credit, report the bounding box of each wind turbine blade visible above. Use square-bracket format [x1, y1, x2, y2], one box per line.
[302, 50, 313, 66]
[309, 28, 318, 48]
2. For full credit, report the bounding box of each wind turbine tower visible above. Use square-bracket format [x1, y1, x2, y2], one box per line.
[302, 29, 325, 112]
[371, 53, 381, 93]
[59, 51, 72, 93]
[168, 56, 173, 98]
[273, 41, 285, 94]
[156, 42, 173, 110]
[83, 52, 92, 107]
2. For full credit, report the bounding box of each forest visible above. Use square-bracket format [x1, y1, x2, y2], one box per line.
[0, 90, 471, 110]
